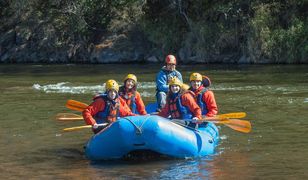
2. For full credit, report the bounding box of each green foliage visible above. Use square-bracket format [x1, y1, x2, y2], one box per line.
[248, 2, 307, 63]
[140, 17, 184, 52]
[139, 0, 188, 52]
[267, 19, 307, 63]
[1, 0, 307, 63]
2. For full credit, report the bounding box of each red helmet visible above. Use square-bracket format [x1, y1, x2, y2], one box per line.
[165, 55, 177, 65]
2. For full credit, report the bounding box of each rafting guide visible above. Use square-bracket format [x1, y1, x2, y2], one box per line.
[155, 54, 183, 112]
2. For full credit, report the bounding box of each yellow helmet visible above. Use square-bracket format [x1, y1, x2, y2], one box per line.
[124, 74, 137, 83]
[190, 73, 202, 81]
[169, 77, 183, 87]
[105, 79, 119, 92]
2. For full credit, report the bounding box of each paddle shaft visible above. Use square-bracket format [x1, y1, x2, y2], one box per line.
[56, 113, 83, 121]
[63, 123, 108, 132]
[173, 118, 251, 133]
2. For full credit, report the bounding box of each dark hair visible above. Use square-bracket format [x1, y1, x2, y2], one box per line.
[123, 79, 137, 92]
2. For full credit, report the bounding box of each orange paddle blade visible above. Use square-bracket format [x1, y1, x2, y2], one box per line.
[206, 119, 252, 133]
[66, 100, 88, 112]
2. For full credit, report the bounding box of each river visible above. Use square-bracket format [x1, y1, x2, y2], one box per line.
[0, 64, 307, 179]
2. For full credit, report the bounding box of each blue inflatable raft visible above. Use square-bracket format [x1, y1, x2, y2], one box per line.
[85, 115, 219, 160]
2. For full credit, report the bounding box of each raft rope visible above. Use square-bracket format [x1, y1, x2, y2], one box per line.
[122, 115, 151, 135]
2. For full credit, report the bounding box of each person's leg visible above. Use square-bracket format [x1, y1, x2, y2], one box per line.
[156, 91, 166, 111]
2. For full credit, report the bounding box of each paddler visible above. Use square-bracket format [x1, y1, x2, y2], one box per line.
[83, 79, 136, 133]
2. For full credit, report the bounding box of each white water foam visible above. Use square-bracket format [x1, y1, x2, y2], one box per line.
[212, 85, 264, 91]
[32, 82, 104, 94]
[220, 135, 228, 140]
[138, 82, 156, 89]
[33, 82, 302, 98]
[32, 82, 156, 97]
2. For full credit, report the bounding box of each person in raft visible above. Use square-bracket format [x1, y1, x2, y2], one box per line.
[118, 74, 147, 115]
[189, 73, 218, 120]
[155, 54, 183, 112]
[158, 77, 202, 125]
[83, 79, 136, 134]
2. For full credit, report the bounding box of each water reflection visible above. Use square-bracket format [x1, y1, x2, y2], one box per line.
[208, 151, 254, 179]
[66, 150, 253, 179]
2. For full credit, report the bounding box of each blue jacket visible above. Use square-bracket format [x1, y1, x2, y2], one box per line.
[156, 66, 183, 93]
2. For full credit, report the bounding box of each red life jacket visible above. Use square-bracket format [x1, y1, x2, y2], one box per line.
[94, 94, 119, 123]
[190, 86, 208, 115]
[168, 91, 194, 119]
[169, 96, 181, 119]
[119, 86, 137, 113]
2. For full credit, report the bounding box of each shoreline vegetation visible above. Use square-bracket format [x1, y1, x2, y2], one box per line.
[1, 1, 307, 64]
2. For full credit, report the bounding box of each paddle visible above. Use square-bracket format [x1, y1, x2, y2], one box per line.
[66, 99, 88, 112]
[65, 99, 251, 133]
[145, 102, 246, 119]
[173, 117, 251, 133]
[56, 113, 83, 121]
[203, 118, 251, 133]
[216, 112, 246, 119]
[224, 123, 251, 133]
[66, 100, 246, 120]
[62, 123, 108, 132]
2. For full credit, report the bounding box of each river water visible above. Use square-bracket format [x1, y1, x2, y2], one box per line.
[0, 64, 307, 179]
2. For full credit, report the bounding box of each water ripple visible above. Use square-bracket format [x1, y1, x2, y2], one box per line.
[32, 82, 156, 97]
[32, 82, 306, 99]
[32, 82, 104, 94]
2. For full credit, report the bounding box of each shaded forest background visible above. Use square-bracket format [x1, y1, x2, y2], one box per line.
[0, 0, 307, 64]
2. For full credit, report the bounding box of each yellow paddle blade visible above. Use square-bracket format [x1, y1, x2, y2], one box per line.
[55, 113, 83, 121]
[217, 112, 247, 119]
[66, 100, 89, 112]
[62, 125, 92, 132]
[225, 119, 251, 128]
[224, 123, 251, 133]
[205, 119, 252, 133]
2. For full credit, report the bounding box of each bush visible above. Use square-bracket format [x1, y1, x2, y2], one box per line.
[248, 2, 307, 63]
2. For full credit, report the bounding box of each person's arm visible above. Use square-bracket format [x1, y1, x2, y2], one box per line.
[158, 102, 170, 118]
[203, 91, 218, 117]
[82, 99, 105, 125]
[119, 97, 136, 116]
[176, 70, 183, 82]
[181, 93, 202, 119]
[135, 92, 147, 115]
[156, 71, 169, 92]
